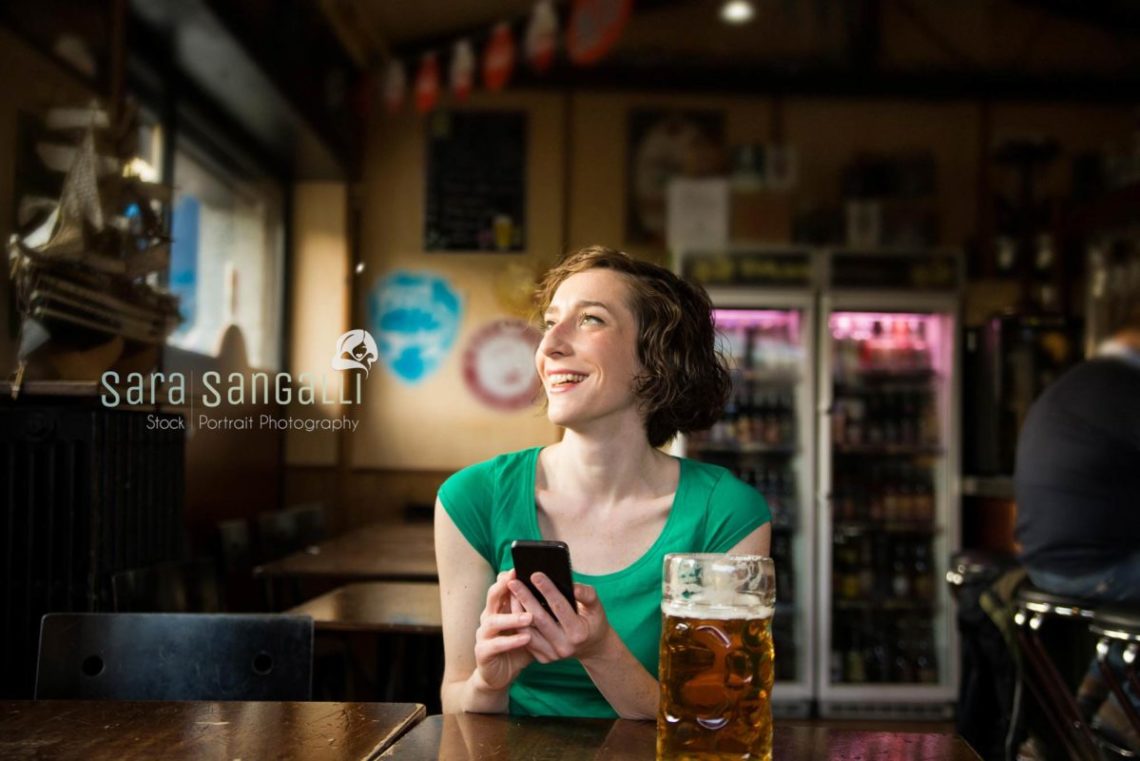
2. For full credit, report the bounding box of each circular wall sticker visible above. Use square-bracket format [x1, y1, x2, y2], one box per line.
[462, 319, 541, 411]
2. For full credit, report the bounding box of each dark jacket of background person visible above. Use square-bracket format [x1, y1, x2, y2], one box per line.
[1014, 355, 1140, 576]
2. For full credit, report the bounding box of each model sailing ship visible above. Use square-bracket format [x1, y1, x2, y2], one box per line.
[7, 101, 180, 398]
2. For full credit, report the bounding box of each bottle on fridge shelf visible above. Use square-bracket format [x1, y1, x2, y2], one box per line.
[894, 624, 918, 683]
[914, 624, 939, 684]
[891, 542, 911, 598]
[912, 541, 934, 601]
[845, 629, 867, 684]
[723, 324, 748, 370]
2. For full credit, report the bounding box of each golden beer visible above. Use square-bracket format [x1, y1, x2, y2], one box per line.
[657, 554, 776, 761]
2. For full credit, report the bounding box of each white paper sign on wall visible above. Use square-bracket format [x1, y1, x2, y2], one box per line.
[666, 177, 729, 255]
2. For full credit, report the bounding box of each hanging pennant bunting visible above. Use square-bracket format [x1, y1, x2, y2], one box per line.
[383, 59, 407, 113]
[566, 0, 632, 66]
[415, 52, 440, 113]
[525, 0, 559, 73]
[482, 22, 516, 92]
[450, 39, 475, 100]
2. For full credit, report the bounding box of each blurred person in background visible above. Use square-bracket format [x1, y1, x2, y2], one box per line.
[434, 246, 771, 719]
[1014, 302, 1140, 752]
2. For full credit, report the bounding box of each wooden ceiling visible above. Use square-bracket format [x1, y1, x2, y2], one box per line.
[318, 0, 1140, 100]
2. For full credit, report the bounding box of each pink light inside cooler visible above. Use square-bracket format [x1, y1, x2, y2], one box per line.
[829, 312, 944, 373]
[714, 309, 802, 345]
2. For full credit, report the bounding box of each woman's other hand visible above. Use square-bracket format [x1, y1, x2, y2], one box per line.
[473, 570, 536, 691]
[508, 574, 613, 664]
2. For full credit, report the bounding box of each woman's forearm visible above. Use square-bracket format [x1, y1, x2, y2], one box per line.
[580, 629, 660, 720]
[442, 671, 511, 714]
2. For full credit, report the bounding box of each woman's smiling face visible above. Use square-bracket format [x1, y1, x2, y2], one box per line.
[536, 269, 644, 433]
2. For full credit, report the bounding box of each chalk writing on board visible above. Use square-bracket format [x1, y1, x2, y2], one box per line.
[425, 110, 526, 252]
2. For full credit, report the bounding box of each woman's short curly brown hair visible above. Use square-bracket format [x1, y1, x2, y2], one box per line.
[534, 245, 731, 448]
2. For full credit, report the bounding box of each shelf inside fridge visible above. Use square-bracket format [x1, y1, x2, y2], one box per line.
[688, 443, 797, 455]
[831, 519, 940, 535]
[832, 444, 944, 456]
[833, 369, 942, 389]
[731, 368, 802, 384]
[833, 599, 939, 612]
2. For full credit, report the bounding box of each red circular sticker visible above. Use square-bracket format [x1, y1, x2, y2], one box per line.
[566, 0, 632, 66]
[483, 22, 516, 92]
[462, 319, 542, 411]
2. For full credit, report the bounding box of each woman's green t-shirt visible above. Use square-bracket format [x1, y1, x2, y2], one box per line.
[438, 446, 770, 718]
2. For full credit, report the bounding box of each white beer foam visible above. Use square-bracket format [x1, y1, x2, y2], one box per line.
[661, 597, 774, 619]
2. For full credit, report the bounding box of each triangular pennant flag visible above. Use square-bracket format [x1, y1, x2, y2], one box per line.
[451, 39, 475, 100]
[483, 22, 516, 91]
[526, 0, 559, 73]
[415, 52, 440, 113]
[567, 0, 632, 66]
[383, 59, 407, 113]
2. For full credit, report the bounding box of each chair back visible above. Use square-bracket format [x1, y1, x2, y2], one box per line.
[112, 562, 188, 612]
[112, 559, 224, 613]
[257, 504, 327, 562]
[217, 518, 252, 572]
[257, 510, 300, 561]
[286, 502, 327, 546]
[35, 612, 313, 700]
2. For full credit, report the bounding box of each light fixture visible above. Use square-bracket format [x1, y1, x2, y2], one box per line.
[720, 0, 755, 25]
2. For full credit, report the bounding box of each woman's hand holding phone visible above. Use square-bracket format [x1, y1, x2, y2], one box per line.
[508, 574, 614, 665]
[472, 569, 536, 693]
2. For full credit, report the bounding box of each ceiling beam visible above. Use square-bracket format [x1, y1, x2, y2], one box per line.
[500, 60, 1140, 103]
[1012, 0, 1140, 36]
[389, 0, 689, 61]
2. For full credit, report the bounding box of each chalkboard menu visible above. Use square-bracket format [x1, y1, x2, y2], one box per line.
[425, 111, 527, 252]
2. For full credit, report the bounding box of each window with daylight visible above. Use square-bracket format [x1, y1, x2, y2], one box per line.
[167, 139, 285, 371]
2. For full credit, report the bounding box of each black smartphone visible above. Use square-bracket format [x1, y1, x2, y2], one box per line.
[510, 539, 577, 617]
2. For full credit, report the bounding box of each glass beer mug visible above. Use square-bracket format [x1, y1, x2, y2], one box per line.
[658, 554, 776, 761]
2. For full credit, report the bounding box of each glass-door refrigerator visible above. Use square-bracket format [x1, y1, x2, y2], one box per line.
[816, 249, 962, 720]
[674, 247, 818, 718]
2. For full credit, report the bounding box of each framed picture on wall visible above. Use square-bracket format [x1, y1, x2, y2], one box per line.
[424, 110, 527, 252]
[626, 109, 726, 245]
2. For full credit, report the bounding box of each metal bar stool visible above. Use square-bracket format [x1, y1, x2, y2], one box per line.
[1089, 607, 1140, 746]
[1013, 585, 1102, 761]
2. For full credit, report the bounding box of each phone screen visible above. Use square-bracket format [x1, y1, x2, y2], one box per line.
[510, 540, 576, 616]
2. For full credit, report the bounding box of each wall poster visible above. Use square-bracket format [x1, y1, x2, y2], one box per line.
[626, 109, 726, 245]
[367, 271, 462, 384]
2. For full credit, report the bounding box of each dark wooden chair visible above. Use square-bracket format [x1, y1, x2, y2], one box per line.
[111, 559, 223, 613]
[35, 612, 313, 700]
[287, 502, 327, 547]
[215, 518, 263, 611]
[217, 518, 253, 572]
[257, 510, 302, 562]
[257, 504, 326, 563]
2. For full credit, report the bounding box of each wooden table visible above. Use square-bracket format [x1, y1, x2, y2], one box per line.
[255, 522, 436, 582]
[287, 581, 442, 634]
[0, 700, 425, 760]
[378, 714, 983, 760]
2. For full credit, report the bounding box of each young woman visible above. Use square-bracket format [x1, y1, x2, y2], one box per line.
[435, 245, 771, 719]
